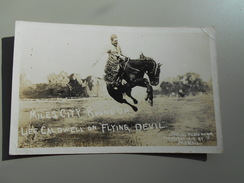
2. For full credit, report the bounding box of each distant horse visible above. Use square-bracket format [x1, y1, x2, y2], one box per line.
[106, 54, 162, 111]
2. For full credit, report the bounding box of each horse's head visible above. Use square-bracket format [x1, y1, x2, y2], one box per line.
[138, 54, 162, 86]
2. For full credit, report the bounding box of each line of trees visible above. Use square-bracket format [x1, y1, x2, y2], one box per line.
[19, 71, 105, 99]
[158, 72, 212, 97]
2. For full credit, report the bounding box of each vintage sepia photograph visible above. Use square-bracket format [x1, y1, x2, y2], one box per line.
[10, 21, 222, 154]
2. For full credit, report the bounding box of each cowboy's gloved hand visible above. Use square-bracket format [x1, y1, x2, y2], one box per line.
[119, 55, 126, 61]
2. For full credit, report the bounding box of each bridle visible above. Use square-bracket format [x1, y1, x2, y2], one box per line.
[147, 59, 160, 79]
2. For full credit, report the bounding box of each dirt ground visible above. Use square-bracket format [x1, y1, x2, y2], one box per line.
[18, 93, 217, 148]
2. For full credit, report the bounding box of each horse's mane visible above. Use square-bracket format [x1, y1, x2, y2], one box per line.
[138, 53, 154, 61]
[128, 53, 155, 64]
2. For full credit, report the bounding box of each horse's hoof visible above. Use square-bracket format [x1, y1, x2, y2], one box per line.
[133, 100, 138, 104]
[149, 100, 153, 106]
[132, 106, 138, 112]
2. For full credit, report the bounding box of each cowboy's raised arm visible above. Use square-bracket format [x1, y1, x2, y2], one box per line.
[92, 45, 113, 66]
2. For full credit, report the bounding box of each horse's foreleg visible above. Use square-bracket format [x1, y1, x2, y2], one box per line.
[133, 78, 153, 106]
[145, 82, 153, 106]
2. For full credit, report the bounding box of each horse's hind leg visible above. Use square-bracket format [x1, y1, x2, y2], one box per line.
[112, 96, 138, 112]
[122, 99, 138, 111]
[125, 88, 138, 104]
[107, 85, 138, 112]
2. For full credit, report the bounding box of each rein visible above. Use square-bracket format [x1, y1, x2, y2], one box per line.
[123, 60, 141, 72]
[152, 60, 158, 76]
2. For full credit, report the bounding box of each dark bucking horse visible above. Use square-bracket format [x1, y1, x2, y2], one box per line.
[106, 54, 162, 112]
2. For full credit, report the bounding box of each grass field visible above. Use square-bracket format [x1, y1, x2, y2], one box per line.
[18, 94, 217, 148]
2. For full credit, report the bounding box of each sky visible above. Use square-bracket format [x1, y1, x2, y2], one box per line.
[15, 21, 215, 84]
